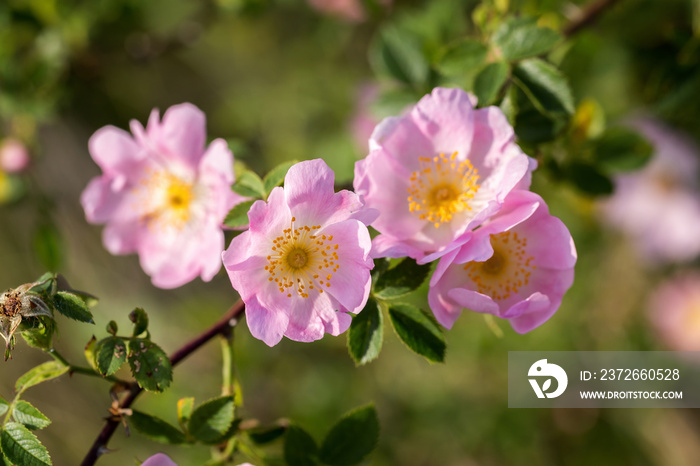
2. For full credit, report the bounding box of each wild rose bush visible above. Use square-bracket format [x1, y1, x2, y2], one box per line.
[0, 1, 697, 465]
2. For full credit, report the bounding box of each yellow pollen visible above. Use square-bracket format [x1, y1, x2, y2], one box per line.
[266, 216, 341, 299]
[463, 231, 536, 302]
[407, 152, 480, 228]
[136, 170, 194, 230]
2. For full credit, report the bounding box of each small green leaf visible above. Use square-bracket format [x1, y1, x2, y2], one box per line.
[232, 171, 266, 199]
[249, 424, 287, 445]
[512, 58, 574, 116]
[388, 304, 446, 363]
[95, 337, 127, 377]
[106, 320, 118, 336]
[473, 61, 509, 106]
[223, 200, 256, 229]
[129, 410, 186, 445]
[52, 292, 93, 324]
[21, 318, 55, 350]
[565, 162, 614, 196]
[187, 396, 235, 444]
[177, 397, 195, 431]
[593, 127, 653, 173]
[0, 397, 9, 416]
[319, 404, 379, 466]
[373, 258, 431, 300]
[84, 336, 99, 372]
[494, 17, 562, 62]
[347, 299, 383, 366]
[369, 25, 429, 87]
[28, 274, 56, 296]
[129, 308, 149, 337]
[33, 223, 63, 273]
[435, 39, 488, 77]
[284, 425, 318, 466]
[54, 275, 98, 307]
[0, 422, 52, 466]
[12, 401, 51, 430]
[15, 361, 69, 394]
[127, 340, 173, 392]
[263, 161, 297, 194]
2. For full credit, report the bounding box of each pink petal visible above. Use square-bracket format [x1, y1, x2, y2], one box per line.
[88, 126, 143, 176]
[141, 453, 178, 466]
[245, 295, 288, 347]
[159, 103, 207, 168]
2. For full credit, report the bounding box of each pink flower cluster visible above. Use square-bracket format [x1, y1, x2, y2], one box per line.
[83, 89, 576, 345]
[355, 87, 576, 333]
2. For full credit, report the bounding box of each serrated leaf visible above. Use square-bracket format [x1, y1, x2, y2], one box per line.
[319, 404, 379, 466]
[95, 337, 127, 377]
[542, 379, 552, 392]
[593, 127, 653, 173]
[473, 61, 509, 106]
[373, 258, 431, 299]
[15, 361, 69, 394]
[249, 424, 287, 445]
[284, 425, 318, 466]
[129, 308, 148, 337]
[52, 292, 93, 324]
[388, 304, 446, 363]
[12, 401, 51, 430]
[370, 25, 429, 87]
[223, 200, 256, 229]
[512, 58, 574, 116]
[347, 299, 383, 365]
[565, 162, 614, 196]
[129, 410, 186, 445]
[494, 17, 562, 61]
[232, 171, 266, 199]
[0, 422, 51, 466]
[263, 161, 297, 194]
[0, 397, 9, 416]
[21, 318, 55, 350]
[177, 397, 195, 431]
[127, 340, 172, 392]
[187, 396, 235, 444]
[54, 275, 98, 307]
[435, 39, 488, 77]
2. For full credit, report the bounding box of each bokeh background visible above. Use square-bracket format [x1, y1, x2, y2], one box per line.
[2, 0, 700, 464]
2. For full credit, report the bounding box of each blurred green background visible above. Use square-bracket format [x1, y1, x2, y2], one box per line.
[2, 0, 700, 464]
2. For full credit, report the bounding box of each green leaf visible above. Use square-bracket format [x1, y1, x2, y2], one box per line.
[127, 340, 173, 392]
[12, 401, 51, 430]
[319, 404, 379, 466]
[493, 17, 562, 61]
[0, 422, 51, 466]
[52, 292, 93, 324]
[284, 425, 318, 466]
[0, 397, 9, 417]
[187, 396, 235, 444]
[21, 318, 55, 350]
[435, 39, 487, 77]
[248, 424, 287, 445]
[54, 275, 98, 307]
[473, 61, 509, 106]
[129, 308, 149, 337]
[106, 320, 118, 336]
[84, 336, 99, 372]
[177, 397, 195, 432]
[373, 258, 431, 300]
[263, 161, 297, 194]
[232, 171, 266, 199]
[370, 25, 429, 87]
[347, 299, 383, 366]
[223, 200, 256, 229]
[95, 337, 127, 377]
[33, 223, 63, 272]
[565, 162, 614, 196]
[512, 58, 574, 116]
[388, 304, 446, 363]
[28, 274, 56, 296]
[129, 410, 186, 445]
[15, 361, 69, 394]
[593, 127, 653, 173]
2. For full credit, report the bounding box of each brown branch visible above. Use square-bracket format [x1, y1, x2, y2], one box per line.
[563, 0, 623, 37]
[80, 300, 246, 466]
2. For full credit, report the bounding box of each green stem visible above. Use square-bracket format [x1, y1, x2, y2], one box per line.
[220, 335, 235, 397]
[47, 348, 126, 384]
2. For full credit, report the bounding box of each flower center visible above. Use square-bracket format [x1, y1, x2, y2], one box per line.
[137, 170, 195, 230]
[265, 217, 340, 298]
[407, 152, 480, 228]
[463, 231, 536, 302]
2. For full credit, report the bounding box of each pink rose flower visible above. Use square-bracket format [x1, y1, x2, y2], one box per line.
[142, 453, 177, 466]
[223, 159, 376, 346]
[81, 103, 242, 289]
[0, 138, 30, 173]
[600, 117, 700, 264]
[649, 272, 700, 351]
[428, 190, 576, 333]
[354, 87, 536, 262]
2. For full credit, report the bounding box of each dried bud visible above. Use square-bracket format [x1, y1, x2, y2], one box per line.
[0, 282, 53, 360]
